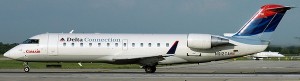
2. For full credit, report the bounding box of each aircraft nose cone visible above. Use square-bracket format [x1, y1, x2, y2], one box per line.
[3, 51, 10, 58]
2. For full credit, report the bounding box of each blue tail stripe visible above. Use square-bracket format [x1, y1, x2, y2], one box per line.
[235, 12, 286, 36]
[264, 12, 285, 32]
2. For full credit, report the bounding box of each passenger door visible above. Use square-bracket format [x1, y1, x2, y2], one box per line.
[47, 34, 58, 56]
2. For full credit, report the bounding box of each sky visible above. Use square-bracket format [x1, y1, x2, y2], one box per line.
[0, 0, 299, 46]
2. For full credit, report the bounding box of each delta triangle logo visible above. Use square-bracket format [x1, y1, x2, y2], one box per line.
[60, 38, 65, 42]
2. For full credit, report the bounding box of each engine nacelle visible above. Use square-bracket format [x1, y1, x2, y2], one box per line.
[187, 34, 229, 49]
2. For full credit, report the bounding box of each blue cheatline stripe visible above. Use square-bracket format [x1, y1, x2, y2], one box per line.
[167, 41, 179, 54]
[235, 11, 286, 36]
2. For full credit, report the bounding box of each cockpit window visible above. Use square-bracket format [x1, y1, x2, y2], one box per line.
[22, 39, 39, 44]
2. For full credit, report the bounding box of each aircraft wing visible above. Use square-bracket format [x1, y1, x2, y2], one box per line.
[111, 41, 179, 64]
[112, 54, 171, 60]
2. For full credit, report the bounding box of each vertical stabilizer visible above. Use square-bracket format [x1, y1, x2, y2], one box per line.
[234, 4, 292, 40]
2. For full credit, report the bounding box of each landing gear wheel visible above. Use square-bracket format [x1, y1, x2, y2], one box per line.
[144, 66, 156, 73]
[24, 67, 30, 72]
[23, 62, 30, 72]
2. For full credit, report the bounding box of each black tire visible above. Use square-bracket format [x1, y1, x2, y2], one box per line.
[144, 66, 156, 73]
[24, 67, 30, 72]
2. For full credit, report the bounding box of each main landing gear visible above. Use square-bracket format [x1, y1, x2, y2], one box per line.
[23, 62, 30, 72]
[143, 65, 156, 73]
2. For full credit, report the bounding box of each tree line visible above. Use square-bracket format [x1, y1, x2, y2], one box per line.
[0, 42, 18, 54]
[0, 42, 299, 55]
[265, 46, 300, 55]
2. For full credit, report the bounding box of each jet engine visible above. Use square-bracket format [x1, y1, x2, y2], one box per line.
[187, 34, 229, 49]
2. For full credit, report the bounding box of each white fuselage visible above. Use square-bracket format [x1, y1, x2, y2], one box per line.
[4, 33, 268, 65]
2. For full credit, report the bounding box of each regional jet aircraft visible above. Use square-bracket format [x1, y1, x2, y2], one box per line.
[252, 51, 284, 60]
[4, 4, 292, 73]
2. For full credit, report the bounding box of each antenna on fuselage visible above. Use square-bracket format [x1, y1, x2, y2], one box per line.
[69, 30, 74, 33]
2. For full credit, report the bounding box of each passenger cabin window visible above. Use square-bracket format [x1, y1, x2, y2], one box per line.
[132, 43, 135, 47]
[80, 43, 83, 47]
[98, 43, 101, 47]
[63, 43, 66, 46]
[23, 39, 39, 44]
[115, 43, 118, 47]
[89, 43, 92, 47]
[140, 43, 143, 47]
[107, 43, 110, 47]
[157, 43, 160, 47]
[123, 43, 127, 47]
[71, 43, 75, 47]
[166, 43, 169, 47]
[148, 43, 151, 47]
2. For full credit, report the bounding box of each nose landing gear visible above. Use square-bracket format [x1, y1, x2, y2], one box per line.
[23, 62, 30, 72]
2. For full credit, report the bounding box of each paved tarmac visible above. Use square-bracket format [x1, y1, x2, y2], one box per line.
[1, 60, 300, 81]
[1, 73, 300, 81]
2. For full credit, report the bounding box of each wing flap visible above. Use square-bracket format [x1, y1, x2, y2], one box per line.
[112, 54, 170, 61]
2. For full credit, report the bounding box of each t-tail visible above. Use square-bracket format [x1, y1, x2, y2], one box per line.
[232, 4, 292, 41]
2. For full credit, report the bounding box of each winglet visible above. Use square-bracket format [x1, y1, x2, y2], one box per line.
[167, 41, 179, 55]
